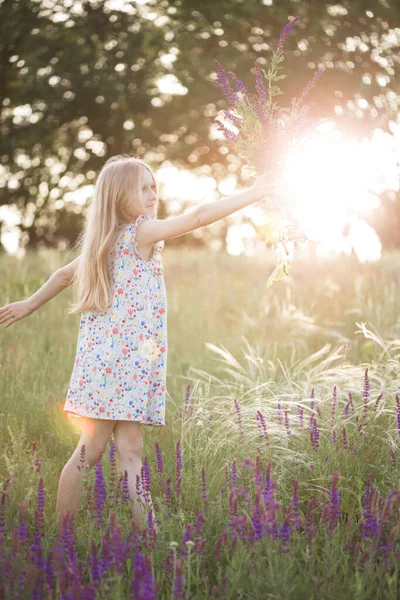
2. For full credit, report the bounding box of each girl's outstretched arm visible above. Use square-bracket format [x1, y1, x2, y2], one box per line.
[0, 263, 74, 328]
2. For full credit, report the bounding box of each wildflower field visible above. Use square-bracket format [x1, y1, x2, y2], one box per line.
[1, 247, 400, 599]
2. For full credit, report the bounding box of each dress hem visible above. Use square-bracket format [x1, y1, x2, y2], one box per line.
[64, 409, 165, 427]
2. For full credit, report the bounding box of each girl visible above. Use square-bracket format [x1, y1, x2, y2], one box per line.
[0, 154, 281, 536]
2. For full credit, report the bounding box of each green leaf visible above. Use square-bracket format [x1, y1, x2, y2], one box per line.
[274, 74, 287, 81]
[266, 261, 291, 288]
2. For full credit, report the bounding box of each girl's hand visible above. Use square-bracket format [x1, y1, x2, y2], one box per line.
[0, 300, 33, 328]
[251, 170, 282, 203]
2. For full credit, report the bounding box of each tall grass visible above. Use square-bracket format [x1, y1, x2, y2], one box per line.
[1, 247, 400, 598]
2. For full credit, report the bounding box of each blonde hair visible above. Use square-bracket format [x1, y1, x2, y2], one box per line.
[67, 153, 158, 315]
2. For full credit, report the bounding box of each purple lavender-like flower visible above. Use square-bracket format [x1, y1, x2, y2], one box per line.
[164, 548, 175, 585]
[142, 455, 152, 498]
[279, 503, 292, 552]
[142, 554, 157, 599]
[328, 472, 340, 531]
[348, 391, 355, 413]
[297, 403, 304, 427]
[276, 16, 300, 54]
[284, 408, 291, 434]
[342, 425, 348, 449]
[256, 409, 269, 446]
[227, 70, 248, 96]
[234, 398, 244, 437]
[214, 118, 239, 143]
[121, 470, 130, 502]
[181, 523, 194, 561]
[373, 392, 383, 415]
[94, 455, 107, 524]
[184, 382, 191, 414]
[215, 530, 228, 563]
[292, 65, 326, 110]
[362, 486, 379, 538]
[173, 558, 185, 598]
[331, 385, 337, 423]
[363, 368, 370, 419]
[291, 478, 302, 530]
[213, 59, 238, 106]
[332, 427, 337, 446]
[155, 441, 164, 491]
[17, 501, 28, 549]
[165, 477, 172, 517]
[34, 477, 46, 540]
[201, 467, 209, 514]
[343, 401, 349, 416]
[277, 401, 282, 424]
[313, 415, 320, 450]
[396, 394, 400, 436]
[252, 491, 264, 541]
[223, 109, 242, 126]
[254, 61, 268, 120]
[176, 440, 183, 505]
[310, 387, 315, 412]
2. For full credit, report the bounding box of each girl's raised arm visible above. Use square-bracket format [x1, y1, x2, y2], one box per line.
[0, 259, 77, 328]
[136, 171, 282, 247]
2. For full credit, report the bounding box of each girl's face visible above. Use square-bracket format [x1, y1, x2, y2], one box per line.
[140, 168, 158, 217]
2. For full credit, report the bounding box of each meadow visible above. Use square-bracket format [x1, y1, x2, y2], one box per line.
[1, 246, 400, 599]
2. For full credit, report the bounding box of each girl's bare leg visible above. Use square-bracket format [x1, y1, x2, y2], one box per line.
[56, 416, 117, 535]
[113, 421, 159, 534]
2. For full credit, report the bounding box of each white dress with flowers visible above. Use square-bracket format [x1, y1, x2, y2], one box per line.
[63, 214, 167, 426]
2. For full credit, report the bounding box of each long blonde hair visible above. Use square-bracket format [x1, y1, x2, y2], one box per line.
[67, 154, 158, 315]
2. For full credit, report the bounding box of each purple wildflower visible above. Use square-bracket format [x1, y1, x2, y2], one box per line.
[176, 440, 183, 506]
[214, 118, 239, 143]
[277, 401, 282, 424]
[184, 382, 191, 414]
[254, 61, 267, 119]
[279, 503, 292, 552]
[276, 16, 300, 54]
[173, 559, 185, 598]
[155, 441, 164, 488]
[165, 477, 172, 517]
[256, 409, 269, 446]
[234, 398, 244, 437]
[328, 472, 340, 531]
[213, 59, 238, 106]
[396, 394, 400, 436]
[373, 393, 383, 415]
[342, 425, 348, 449]
[292, 65, 326, 110]
[215, 530, 228, 563]
[297, 403, 304, 427]
[227, 70, 248, 96]
[291, 478, 302, 530]
[363, 368, 370, 419]
[284, 408, 291, 435]
[310, 388, 315, 412]
[332, 427, 336, 446]
[331, 385, 337, 424]
[201, 467, 209, 514]
[223, 109, 242, 126]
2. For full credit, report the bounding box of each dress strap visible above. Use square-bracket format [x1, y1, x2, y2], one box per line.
[131, 214, 164, 262]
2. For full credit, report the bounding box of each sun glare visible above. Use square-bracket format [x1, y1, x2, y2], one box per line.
[275, 121, 398, 262]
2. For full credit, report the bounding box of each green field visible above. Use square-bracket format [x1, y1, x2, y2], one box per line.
[1, 247, 400, 599]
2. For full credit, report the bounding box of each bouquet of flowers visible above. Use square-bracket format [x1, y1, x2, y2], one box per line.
[212, 16, 328, 287]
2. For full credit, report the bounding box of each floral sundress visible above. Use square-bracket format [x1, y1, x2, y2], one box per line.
[63, 214, 167, 426]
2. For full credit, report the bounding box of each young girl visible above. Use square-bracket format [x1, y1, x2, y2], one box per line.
[0, 154, 281, 536]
